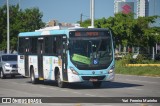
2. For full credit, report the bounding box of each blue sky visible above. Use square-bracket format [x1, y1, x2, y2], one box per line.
[0, 0, 114, 23]
[0, 0, 159, 23]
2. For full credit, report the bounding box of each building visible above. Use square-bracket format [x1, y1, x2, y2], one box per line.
[149, 0, 160, 27]
[114, 0, 134, 14]
[45, 19, 80, 28]
[46, 20, 58, 27]
[137, 0, 149, 17]
[114, 0, 126, 14]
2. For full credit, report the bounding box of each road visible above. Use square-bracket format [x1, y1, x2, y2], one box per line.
[0, 74, 160, 106]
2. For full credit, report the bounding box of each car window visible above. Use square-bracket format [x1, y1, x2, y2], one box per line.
[2, 55, 17, 61]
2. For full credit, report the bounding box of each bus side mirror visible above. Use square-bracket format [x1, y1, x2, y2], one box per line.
[113, 37, 116, 49]
[66, 43, 71, 50]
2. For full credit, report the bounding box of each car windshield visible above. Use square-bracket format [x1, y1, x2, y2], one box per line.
[69, 37, 113, 70]
[2, 55, 17, 61]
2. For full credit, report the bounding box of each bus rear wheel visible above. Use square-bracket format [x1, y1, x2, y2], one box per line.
[30, 68, 39, 84]
[56, 71, 65, 88]
[92, 81, 102, 88]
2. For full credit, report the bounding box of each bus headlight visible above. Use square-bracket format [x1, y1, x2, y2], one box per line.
[70, 67, 79, 75]
[108, 66, 114, 74]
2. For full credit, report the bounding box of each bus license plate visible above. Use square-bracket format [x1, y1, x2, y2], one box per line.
[89, 78, 98, 82]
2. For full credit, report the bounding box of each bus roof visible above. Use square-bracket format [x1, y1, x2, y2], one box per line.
[18, 26, 110, 37]
[18, 29, 69, 37]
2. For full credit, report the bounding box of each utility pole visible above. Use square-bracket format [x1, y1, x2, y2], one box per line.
[91, 0, 94, 28]
[89, 0, 95, 28]
[80, 13, 83, 23]
[7, 0, 10, 54]
[19, 0, 21, 11]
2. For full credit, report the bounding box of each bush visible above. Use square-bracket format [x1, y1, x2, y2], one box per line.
[115, 60, 160, 77]
[155, 54, 160, 60]
[121, 54, 132, 66]
[120, 53, 153, 64]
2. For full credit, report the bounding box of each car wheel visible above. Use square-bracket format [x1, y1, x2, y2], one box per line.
[0, 69, 6, 79]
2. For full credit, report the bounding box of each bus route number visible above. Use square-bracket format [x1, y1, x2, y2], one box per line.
[86, 32, 99, 36]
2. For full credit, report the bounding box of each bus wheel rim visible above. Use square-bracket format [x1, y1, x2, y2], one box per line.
[31, 73, 34, 82]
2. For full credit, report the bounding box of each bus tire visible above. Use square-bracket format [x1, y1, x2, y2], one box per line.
[30, 68, 39, 84]
[92, 81, 102, 88]
[56, 71, 65, 88]
[0, 68, 6, 79]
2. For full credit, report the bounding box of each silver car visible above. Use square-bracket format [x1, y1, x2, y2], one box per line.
[0, 54, 18, 78]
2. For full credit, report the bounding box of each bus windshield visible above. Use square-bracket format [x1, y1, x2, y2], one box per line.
[69, 34, 113, 70]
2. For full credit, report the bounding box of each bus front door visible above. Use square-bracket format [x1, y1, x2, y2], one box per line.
[24, 38, 30, 77]
[37, 38, 44, 78]
[61, 35, 68, 81]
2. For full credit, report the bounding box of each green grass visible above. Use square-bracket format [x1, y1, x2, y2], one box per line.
[115, 60, 160, 77]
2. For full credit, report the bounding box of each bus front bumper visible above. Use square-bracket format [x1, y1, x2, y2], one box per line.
[67, 70, 115, 83]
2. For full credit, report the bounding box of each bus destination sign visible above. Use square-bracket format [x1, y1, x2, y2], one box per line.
[69, 31, 109, 38]
[75, 32, 99, 37]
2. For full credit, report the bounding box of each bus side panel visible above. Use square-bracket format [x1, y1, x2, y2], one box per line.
[18, 55, 25, 76]
[28, 55, 38, 78]
[43, 56, 61, 80]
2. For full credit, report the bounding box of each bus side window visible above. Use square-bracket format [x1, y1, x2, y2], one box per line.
[56, 36, 62, 55]
[45, 36, 52, 54]
[31, 37, 37, 54]
[18, 37, 25, 53]
[19, 37, 29, 53]
[53, 37, 57, 55]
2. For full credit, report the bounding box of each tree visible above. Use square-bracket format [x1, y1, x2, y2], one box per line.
[80, 13, 160, 54]
[0, 4, 45, 51]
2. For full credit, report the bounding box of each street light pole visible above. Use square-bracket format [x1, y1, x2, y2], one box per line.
[7, 0, 10, 54]
[91, 0, 94, 28]
[89, 0, 95, 28]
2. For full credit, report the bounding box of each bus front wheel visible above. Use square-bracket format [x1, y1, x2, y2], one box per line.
[56, 71, 65, 88]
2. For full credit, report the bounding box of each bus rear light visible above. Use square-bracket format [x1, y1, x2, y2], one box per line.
[70, 67, 79, 75]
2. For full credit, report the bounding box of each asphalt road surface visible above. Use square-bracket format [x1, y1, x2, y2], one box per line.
[0, 74, 160, 106]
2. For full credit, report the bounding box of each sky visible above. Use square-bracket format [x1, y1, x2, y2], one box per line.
[0, 0, 159, 24]
[0, 0, 114, 23]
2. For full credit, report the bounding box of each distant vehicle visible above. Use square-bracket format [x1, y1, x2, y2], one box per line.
[0, 54, 18, 79]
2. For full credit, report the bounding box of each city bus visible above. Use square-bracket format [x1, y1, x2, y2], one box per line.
[17, 26, 115, 88]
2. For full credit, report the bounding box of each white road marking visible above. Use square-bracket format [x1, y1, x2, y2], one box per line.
[48, 87, 57, 90]
[127, 88, 143, 91]
[61, 89, 68, 92]
[73, 91, 82, 95]
[85, 93, 96, 97]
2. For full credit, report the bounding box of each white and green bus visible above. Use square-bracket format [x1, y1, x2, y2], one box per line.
[18, 26, 115, 88]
